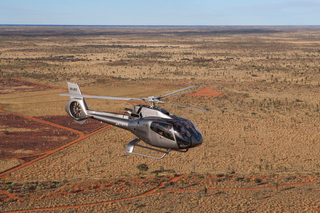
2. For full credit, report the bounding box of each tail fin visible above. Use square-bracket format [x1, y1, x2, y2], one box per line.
[67, 82, 83, 96]
[64, 82, 89, 123]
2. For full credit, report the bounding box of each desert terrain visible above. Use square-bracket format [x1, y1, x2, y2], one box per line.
[1, 26, 320, 212]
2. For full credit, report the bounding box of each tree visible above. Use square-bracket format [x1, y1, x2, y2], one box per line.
[136, 163, 149, 174]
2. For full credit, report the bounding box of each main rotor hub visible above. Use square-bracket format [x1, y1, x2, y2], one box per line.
[142, 96, 161, 108]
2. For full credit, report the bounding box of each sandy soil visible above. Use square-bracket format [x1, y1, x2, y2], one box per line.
[1, 174, 320, 212]
[1, 26, 320, 212]
[0, 159, 21, 173]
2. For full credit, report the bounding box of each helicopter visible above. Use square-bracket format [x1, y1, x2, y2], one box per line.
[60, 82, 206, 159]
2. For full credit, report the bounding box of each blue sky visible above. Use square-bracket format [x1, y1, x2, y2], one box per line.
[1, 0, 319, 25]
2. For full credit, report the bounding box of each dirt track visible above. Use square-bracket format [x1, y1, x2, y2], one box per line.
[0, 79, 110, 177]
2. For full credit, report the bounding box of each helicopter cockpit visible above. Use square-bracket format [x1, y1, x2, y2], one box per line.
[150, 119, 202, 149]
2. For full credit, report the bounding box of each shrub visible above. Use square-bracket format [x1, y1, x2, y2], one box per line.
[235, 177, 243, 182]
[215, 178, 222, 183]
[204, 187, 207, 194]
[275, 182, 279, 191]
[254, 178, 262, 183]
[137, 163, 149, 174]
[7, 198, 14, 202]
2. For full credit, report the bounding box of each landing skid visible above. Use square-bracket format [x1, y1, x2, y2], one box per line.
[126, 138, 171, 159]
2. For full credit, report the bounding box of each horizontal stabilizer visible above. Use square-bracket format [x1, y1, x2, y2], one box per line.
[60, 93, 141, 101]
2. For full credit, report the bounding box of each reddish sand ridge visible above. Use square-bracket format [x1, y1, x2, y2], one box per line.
[191, 85, 224, 97]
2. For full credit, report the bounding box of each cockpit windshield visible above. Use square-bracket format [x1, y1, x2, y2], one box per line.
[171, 119, 200, 148]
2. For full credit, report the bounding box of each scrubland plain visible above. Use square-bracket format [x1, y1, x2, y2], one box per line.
[1, 26, 320, 212]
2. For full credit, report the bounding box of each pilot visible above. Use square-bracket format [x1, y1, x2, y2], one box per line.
[183, 122, 192, 137]
[158, 129, 164, 136]
[180, 125, 187, 134]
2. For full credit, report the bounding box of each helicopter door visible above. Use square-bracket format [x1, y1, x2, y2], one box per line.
[150, 122, 177, 148]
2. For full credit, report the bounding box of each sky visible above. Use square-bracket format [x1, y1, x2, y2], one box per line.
[0, 0, 320, 26]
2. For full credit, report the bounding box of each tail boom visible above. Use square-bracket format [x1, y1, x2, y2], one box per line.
[61, 82, 131, 128]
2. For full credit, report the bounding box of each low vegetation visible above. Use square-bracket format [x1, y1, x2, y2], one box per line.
[1, 26, 320, 212]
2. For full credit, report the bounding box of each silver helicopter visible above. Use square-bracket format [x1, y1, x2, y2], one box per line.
[60, 82, 206, 159]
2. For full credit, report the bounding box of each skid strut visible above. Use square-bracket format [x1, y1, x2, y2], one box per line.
[126, 138, 171, 159]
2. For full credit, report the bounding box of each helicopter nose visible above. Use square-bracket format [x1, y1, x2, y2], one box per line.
[191, 133, 203, 147]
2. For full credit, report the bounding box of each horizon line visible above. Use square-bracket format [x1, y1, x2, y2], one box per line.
[1, 24, 320, 27]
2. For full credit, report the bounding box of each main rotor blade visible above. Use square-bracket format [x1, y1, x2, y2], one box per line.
[163, 101, 209, 112]
[159, 86, 195, 99]
[60, 94, 141, 101]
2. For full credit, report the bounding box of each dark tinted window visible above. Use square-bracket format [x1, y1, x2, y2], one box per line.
[151, 122, 174, 140]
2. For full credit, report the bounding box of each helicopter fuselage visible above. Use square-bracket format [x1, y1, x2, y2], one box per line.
[61, 82, 204, 159]
[68, 101, 203, 150]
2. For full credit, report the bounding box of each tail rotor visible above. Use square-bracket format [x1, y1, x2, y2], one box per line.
[61, 82, 90, 122]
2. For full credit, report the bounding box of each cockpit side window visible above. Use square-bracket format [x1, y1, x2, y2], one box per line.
[150, 122, 174, 140]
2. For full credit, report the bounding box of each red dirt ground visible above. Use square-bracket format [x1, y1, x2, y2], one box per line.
[191, 85, 224, 97]
[0, 112, 78, 159]
[1, 79, 320, 212]
[0, 78, 111, 177]
[36, 115, 107, 135]
[0, 78, 106, 159]
[0, 79, 53, 94]
[1, 174, 319, 213]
